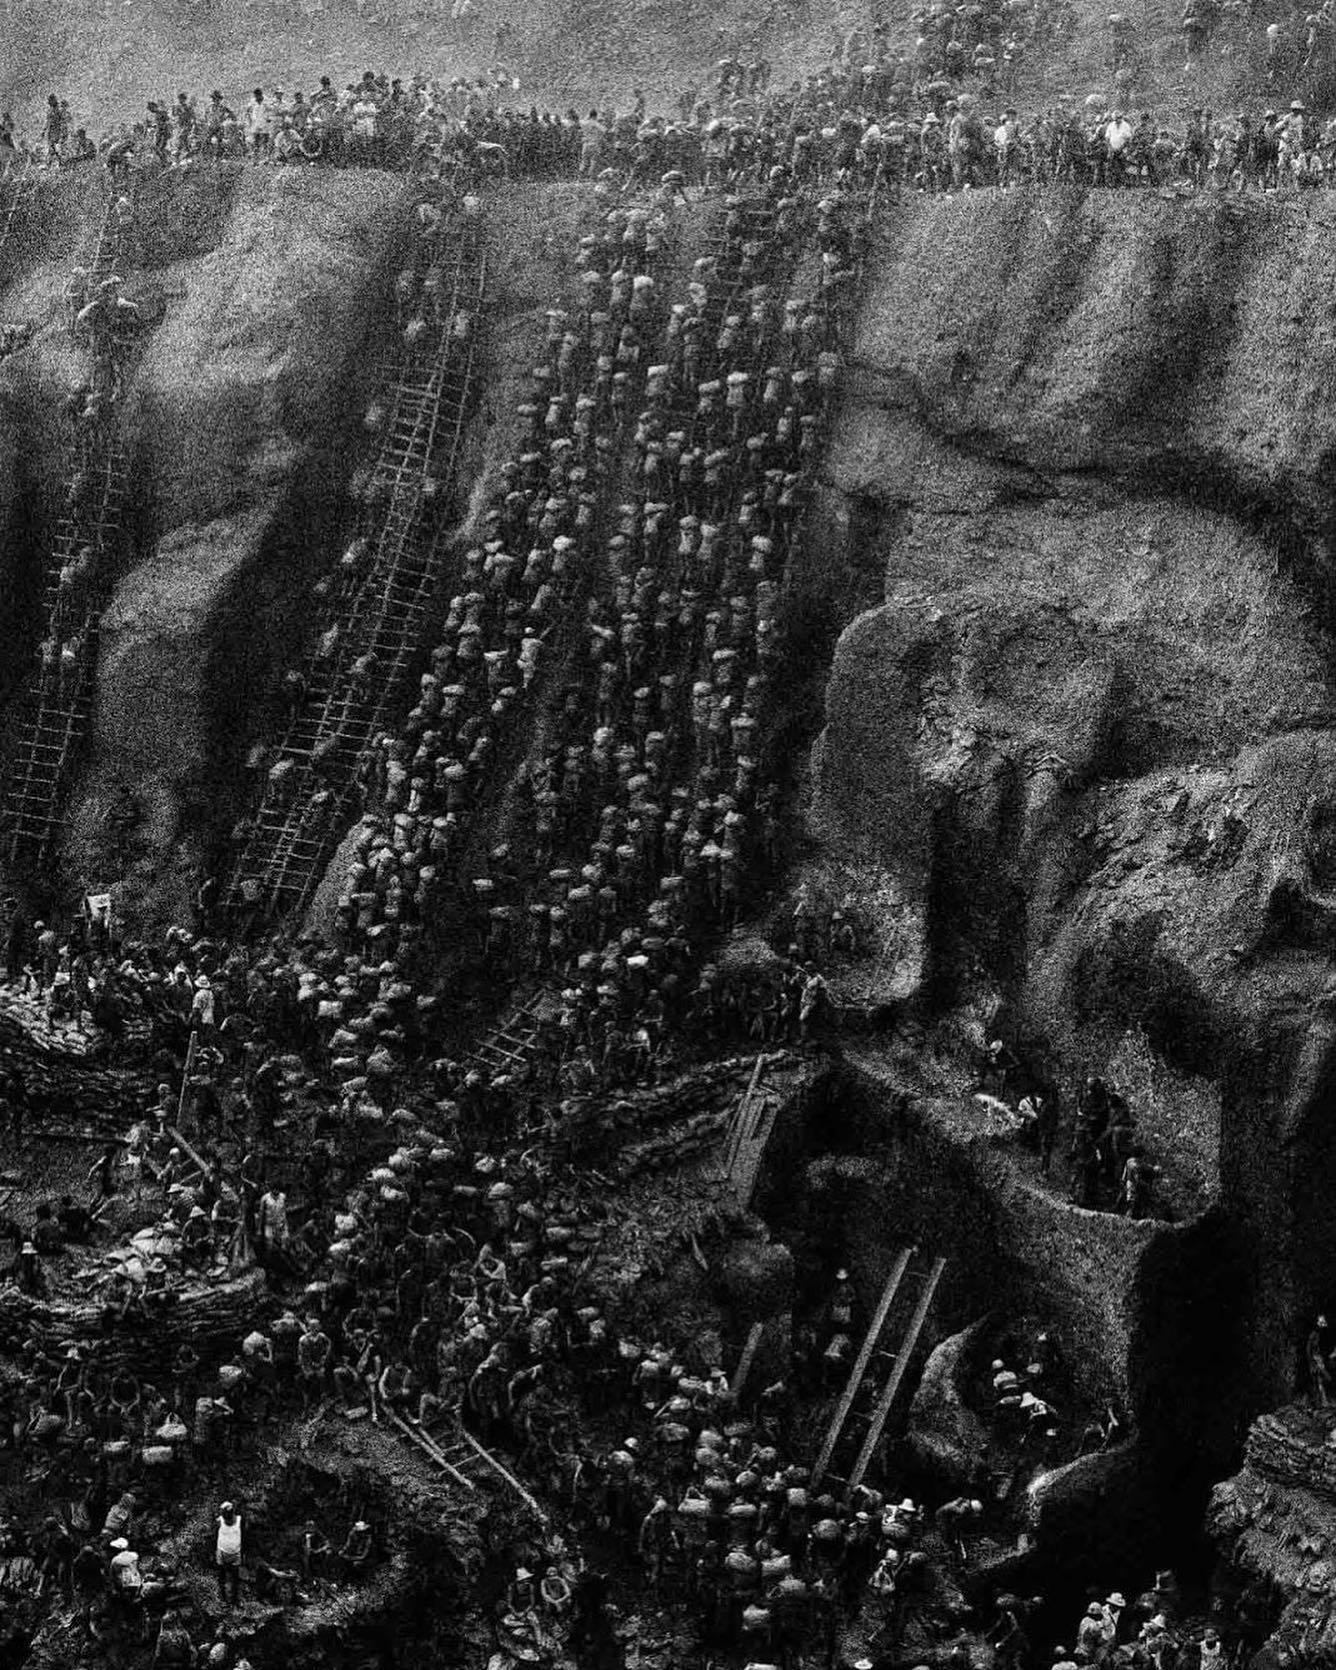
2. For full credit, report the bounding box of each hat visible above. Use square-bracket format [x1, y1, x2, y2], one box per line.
[353, 1520, 370, 1531]
[220, 1502, 235, 1515]
[109, 1537, 129, 1551]
[1107, 1593, 1126, 1609]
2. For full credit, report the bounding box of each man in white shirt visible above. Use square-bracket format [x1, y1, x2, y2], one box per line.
[244, 89, 271, 159]
[257, 1187, 289, 1268]
[216, 1502, 243, 1604]
[1105, 108, 1134, 185]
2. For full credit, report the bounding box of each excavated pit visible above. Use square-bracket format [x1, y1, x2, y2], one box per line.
[9, 160, 1336, 1661]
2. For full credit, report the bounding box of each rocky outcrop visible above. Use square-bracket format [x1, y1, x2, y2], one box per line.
[1209, 1404, 1336, 1665]
[908, 1322, 993, 1493]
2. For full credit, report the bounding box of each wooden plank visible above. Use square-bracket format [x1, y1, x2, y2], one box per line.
[730, 1320, 765, 1400]
[735, 1090, 782, 1209]
[811, 1246, 913, 1488]
[724, 1053, 768, 1175]
[167, 1123, 238, 1204]
[848, 1255, 947, 1490]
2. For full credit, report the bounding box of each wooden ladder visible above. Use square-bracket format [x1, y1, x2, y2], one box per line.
[811, 1246, 913, 1488]
[224, 217, 488, 919]
[847, 1254, 947, 1490]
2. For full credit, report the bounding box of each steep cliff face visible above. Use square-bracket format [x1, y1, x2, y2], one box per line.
[0, 165, 415, 918]
[76, 166, 414, 918]
[811, 187, 1336, 1426]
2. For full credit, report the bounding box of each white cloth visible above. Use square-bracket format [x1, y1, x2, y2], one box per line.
[1105, 118, 1133, 154]
[217, 1515, 242, 1561]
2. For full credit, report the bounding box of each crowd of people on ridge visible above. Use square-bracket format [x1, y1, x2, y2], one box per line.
[6, 0, 1336, 199]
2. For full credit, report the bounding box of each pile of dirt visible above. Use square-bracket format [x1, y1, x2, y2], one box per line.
[0, 1265, 269, 1376]
[0, 1010, 151, 1122]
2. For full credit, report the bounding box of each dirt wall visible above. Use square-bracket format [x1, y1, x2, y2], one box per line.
[805, 187, 1336, 1427]
[800, 1050, 1246, 1542]
[839, 1049, 1161, 1402]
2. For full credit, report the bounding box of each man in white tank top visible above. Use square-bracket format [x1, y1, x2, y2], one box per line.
[215, 1503, 243, 1605]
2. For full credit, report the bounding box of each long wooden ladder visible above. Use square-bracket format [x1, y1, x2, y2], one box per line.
[811, 1246, 913, 1487]
[847, 1254, 947, 1490]
[223, 217, 486, 919]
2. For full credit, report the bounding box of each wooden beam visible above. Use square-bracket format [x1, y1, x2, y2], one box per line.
[731, 1320, 765, 1400]
[725, 1052, 769, 1175]
[167, 1123, 238, 1204]
[736, 1090, 782, 1209]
